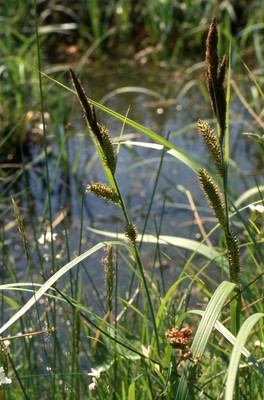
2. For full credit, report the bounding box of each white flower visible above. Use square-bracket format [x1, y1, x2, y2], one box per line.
[38, 232, 58, 244]
[1, 376, 12, 385]
[0, 336, 10, 348]
[255, 340, 264, 348]
[88, 367, 103, 391]
[249, 204, 264, 214]
[2, 340, 10, 354]
[87, 367, 103, 379]
[88, 378, 97, 390]
[0, 367, 11, 385]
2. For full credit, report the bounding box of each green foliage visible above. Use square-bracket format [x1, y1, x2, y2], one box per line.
[2, 1, 262, 62]
[0, 2, 38, 161]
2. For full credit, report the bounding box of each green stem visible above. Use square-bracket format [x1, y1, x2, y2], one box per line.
[113, 175, 161, 358]
[34, 3, 57, 397]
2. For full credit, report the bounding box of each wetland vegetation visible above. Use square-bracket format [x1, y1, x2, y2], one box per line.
[0, 1, 263, 399]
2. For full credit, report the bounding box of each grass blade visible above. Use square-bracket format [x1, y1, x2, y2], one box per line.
[225, 313, 264, 400]
[175, 281, 236, 400]
[0, 241, 109, 335]
[190, 310, 264, 375]
[87, 227, 229, 269]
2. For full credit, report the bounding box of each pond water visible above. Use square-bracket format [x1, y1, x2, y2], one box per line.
[1, 60, 262, 311]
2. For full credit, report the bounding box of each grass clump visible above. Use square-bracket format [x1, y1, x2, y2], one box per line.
[0, 3, 38, 162]
[0, 11, 263, 400]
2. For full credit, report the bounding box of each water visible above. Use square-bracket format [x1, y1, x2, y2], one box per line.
[1, 61, 262, 305]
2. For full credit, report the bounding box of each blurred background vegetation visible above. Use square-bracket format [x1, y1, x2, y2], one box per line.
[1, 0, 263, 162]
[2, 0, 264, 63]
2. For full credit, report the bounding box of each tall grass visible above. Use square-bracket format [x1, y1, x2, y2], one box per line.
[58, 0, 264, 63]
[1, 1, 263, 161]
[1, 1, 264, 62]
[0, 6, 263, 400]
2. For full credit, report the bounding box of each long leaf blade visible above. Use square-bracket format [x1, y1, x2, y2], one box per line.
[175, 281, 236, 400]
[225, 313, 264, 400]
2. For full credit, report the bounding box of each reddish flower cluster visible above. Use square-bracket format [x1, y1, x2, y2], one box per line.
[165, 327, 192, 349]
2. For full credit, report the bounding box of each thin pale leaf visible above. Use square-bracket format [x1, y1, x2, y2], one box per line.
[87, 227, 228, 269]
[0, 240, 138, 335]
[0, 242, 108, 335]
[225, 313, 264, 400]
[175, 281, 235, 400]
[190, 310, 264, 374]
[100, 86, 165, 104]
[234, 185, 264, 208]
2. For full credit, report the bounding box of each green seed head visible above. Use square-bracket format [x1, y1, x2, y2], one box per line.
[125, 223, 138, 245]
[87, 183, 119, 204]
[198, 168, 226, 230]
[226, 232, 241, 284]
[197, 120, 223, 176]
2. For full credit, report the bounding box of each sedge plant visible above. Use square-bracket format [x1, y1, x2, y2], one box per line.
[0, 12, 263, 400]
[67, 17, 263, 399]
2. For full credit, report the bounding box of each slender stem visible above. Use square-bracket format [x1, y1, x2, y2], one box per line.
[220, 142, 230, 237]
[34, 2, 57, 397]
[113, 175, 161, 358]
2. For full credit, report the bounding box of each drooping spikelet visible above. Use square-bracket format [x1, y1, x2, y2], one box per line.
[87, 183, 119, 204]
[69, 68, 97, 133]
[205, 17, 218, 87]
[205, 17, 227, 142]
[101, 245, 116, 313]
[69, 68, 116, 174]
[197, 120, 223, 176]
[0, 339, 9, 376]
[226, 232, 241, 283]
[97, 123, 117, 174]
[198, 168, 226, 230]
[125, 222, 138, 245]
